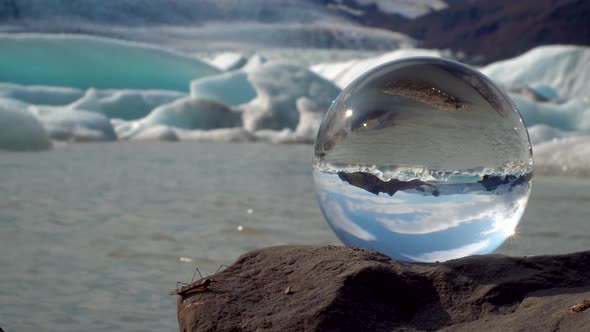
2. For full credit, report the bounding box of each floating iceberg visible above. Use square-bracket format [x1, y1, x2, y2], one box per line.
[482, 45, 590, 99]
[207, 53, 248, 71]
[523, 83, 561, 102]
[176, 127, 255, 143]
[0, 106, 52, 151]
[115, 97, 242, 139]
[241, 62, 341, 131]
[1, 36, 589, 176]
[0, 82, 83, 106]
[527, 124, 570, 145]
[33, 107, 117, 142]
[68, 88, 186, 120]
[130, 126, 179, 142]
[509, 93, 590, 132]
[0, 34, 220, 91]
[190, 71, 256, 106]
[142, 97, 242, 130]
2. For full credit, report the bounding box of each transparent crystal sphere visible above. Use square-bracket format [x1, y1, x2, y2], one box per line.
[313, 57, 533, 262]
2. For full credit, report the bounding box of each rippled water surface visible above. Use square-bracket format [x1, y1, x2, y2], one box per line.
[1, 142, 589, 331]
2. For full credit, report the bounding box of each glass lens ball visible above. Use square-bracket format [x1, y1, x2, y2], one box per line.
[313, 57, 533, 262]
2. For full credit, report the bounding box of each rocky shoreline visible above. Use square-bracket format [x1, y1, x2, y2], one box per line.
[175, 246, 590, 331]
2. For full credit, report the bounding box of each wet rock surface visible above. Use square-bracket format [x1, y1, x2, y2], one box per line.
[175, 246, 590, 331]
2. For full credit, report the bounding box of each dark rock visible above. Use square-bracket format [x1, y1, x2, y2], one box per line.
[176, 246, 590, 331]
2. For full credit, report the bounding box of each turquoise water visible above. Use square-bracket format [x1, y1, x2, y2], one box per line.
[0, 35, 219, 91]
[1, 142, 589, 331]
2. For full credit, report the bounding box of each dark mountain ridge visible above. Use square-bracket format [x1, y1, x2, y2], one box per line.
[329, 0, 590, 64]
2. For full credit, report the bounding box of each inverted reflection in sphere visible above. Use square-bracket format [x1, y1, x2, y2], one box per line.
[313, 57, 533, 262]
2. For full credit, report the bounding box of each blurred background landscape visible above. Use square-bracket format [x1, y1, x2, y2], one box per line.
[1, 1, 589, 331]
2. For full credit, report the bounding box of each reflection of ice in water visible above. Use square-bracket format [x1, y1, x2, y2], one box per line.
[315, 171, 531, 262]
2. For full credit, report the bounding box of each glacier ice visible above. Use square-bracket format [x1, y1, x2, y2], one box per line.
[142, 97, 242, 130]
[241, 62, 341, 131]
[190, 71, 256, 106]
[242, 54, 268, 72]
[68, 88, 186, 120]
[114, 97, 243, 139]
[293, 97, 325, 143]
[527, 124, 571, 145]
[509, 93, 590, 132]
[0, 34, 220, 91]
[130, 126, 179, 142]
[524, 83, 561, 102]
[0, 96, 29, 110]
[207, 52, 248, 71]
[0, 38, 589, 176]
[0, 82, 83, 106]
[33, 108, 117, 142]
[482, 45, 590, 99]
[175, 127, 255, 143]
[0, 106, 52, 151]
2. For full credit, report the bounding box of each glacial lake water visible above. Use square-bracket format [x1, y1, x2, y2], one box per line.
[1, 142, 590, 331]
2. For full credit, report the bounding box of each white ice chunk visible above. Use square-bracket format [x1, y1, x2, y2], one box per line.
[117, 97, 242, 139]
[69, 88, 186, 120]
[0, 82, 83, 105]
[142, 97, 242, 130]
[0, 106, 52, 151]
[510, 93, 590, 133]
[131, 125, 179, 142]
[207, 52, 248, 71]
[190, 71, 256, 106]
[242, 54, 268, 72]
[34, 108, 117, 142]
[253, 128, 298, 144]
[175, 127, 255, 143]
[241, 62, 340, 131]
[0, 96, 29, 110]
[524, 83, 561, 102]
[482, 45, 590, 99]
[527, 124, 570, 145]
[293, 97, 325, 143]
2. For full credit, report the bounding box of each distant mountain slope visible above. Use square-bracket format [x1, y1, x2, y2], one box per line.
[400, 0, 590, 64]
[325, 0, 590, 64]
